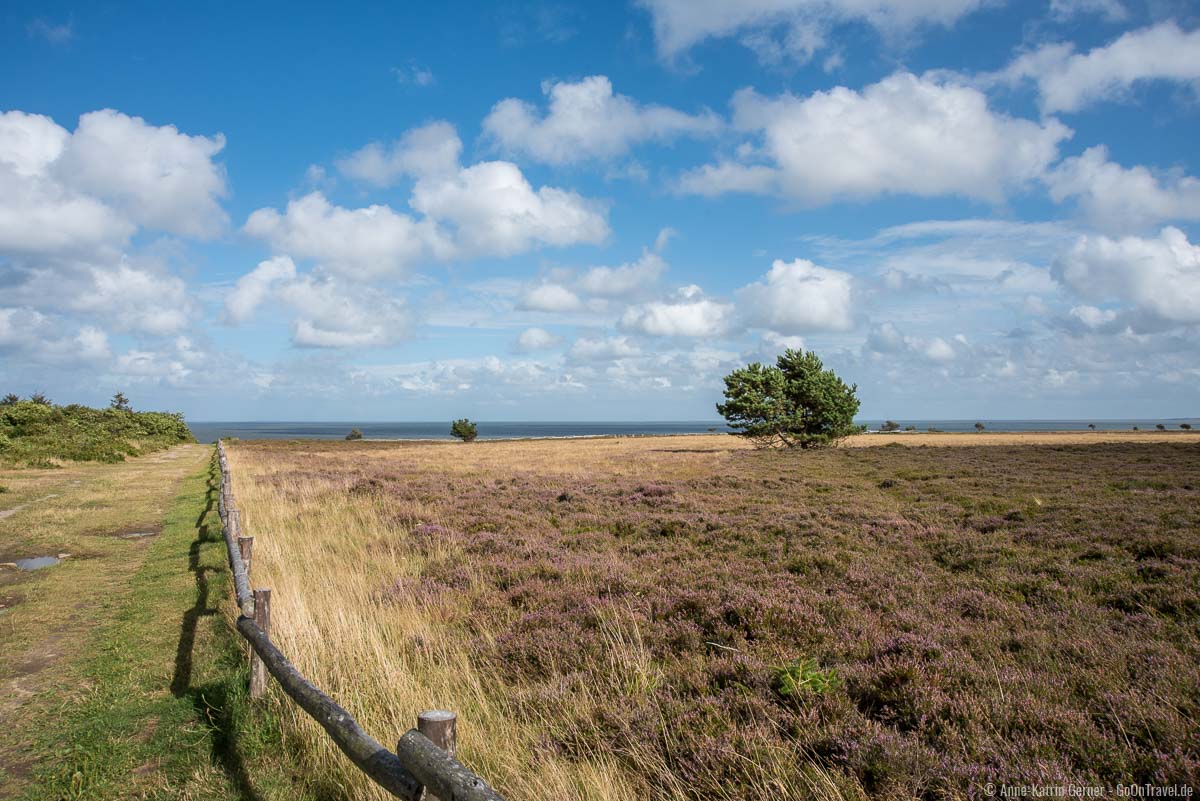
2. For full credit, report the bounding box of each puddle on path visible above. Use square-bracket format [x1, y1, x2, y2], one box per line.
[13, 556, 60, 571]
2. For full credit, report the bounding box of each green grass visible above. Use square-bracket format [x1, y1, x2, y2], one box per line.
[18, 456, 312, 800]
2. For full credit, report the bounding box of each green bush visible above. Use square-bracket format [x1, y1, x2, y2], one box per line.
[774, 658, 841, 698]
[450, 418, 478, 442]
[345, 428, 364, 440]
[0, 399, 194, 466]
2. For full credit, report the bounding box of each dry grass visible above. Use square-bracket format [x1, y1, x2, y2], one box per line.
[225, 436, 1199, 799]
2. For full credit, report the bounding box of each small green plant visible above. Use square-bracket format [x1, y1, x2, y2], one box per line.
[110, 392, 132, 412]
[450, 418, 478, 442]
[29, 392, 51, 406]
[345, 428, 363, 440]
[773, 657, 841, 698]
[1, 393, 18, 406]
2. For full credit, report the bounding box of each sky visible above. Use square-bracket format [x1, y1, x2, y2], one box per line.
[1, 1, 1198, 422]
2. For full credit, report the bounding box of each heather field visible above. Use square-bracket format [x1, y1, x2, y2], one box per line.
[225, 435, 1200, 800]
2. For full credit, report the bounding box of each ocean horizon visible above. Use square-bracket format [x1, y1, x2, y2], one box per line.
[187, 418, 1200, 444]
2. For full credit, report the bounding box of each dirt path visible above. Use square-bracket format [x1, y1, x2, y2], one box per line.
[0, 446, 208, 795]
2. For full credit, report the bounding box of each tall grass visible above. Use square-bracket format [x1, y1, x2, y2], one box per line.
[226, 437, 1199, 799]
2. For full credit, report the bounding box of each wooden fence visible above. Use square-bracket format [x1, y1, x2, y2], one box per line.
[215, 441, 506, 801]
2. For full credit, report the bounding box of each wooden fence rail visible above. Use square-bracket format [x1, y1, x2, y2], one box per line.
[214, 441, 505, 801]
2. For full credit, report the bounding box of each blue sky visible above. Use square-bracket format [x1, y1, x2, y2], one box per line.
[2, 0, 1198, 421]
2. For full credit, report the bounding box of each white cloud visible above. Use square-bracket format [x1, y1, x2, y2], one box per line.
[736, 258, 854, 332]
[518, 283, 584, 312]
[483, 75, 720, 165]
[0, 307, 111, 365]
[1069, 304, 1119, 328]
[335, 121, 461, 186]
[637, 0, 990, 64]
[392, 64, 434, 86]
[243, 192, 449, 280]
[621, 290, 735, 337]
[515, 327, 561, 352]
[762, 331, 806, 351]
[410, 160, 608, 256]
[225, 256, 297, 324]
[1054, 226, 1200, 324]
[0, 108, 226, 256]
[990, 22, 1200, 113]
[57, 109, 227, 237]
[579, 251, 667, 297]
[27, 18, 74, 44]
[71, 262, 192, 335]
[568, 335, 642, 361]
[278, 275, 409, 348]
[327, 121, 610, 261]
[1044, 145, 1200, 233]
[681, 73, 1069, 204]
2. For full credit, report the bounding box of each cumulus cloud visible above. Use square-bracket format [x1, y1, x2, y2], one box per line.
[679, 73, 1069, 204]
[736, 258, 855, 333]
[0, 108, 226, 255]
[322, 121, 609, 263]
[579, 251, 667, 297]
[1044, 146, 1200, 233]
[483, 75, 720, 165]
[0, 307, 111, 365]
[568, 335, 642, 361]
[514, 327, 561, 352]
[411, 160, 608, 256]
[988, 22, 1200, 113]
[1048, 0, 1127, 21]
[70, 262, 192, 335]
[621, 287, 735, 337]
[518, 283, 584, 312]
[279, 275, 409, 348]
[1053, 226, 1200, 325]
[244, 192, 450, 280]
[225, 256, 297, 324]
[56, 110, 228, 237]
[637, 0, 990, 64]
[335, 121, 461, 186]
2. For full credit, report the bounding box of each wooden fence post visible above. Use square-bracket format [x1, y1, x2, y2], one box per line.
[250, 588, 271, 698]
[237, 536, 253, 577]
[417, 710, 457, 800]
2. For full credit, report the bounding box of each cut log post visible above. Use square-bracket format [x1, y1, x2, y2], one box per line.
[418, 710, 457, 758]
[237, 536, 253, 577]
[416, 711, 457, 801]
[250, 588, 271, 698]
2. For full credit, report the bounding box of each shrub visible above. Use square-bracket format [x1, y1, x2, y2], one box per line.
[345, 428, 364, 440]
[1, 393, 18, 406]
[450, 418, 478, 442]
[974, 422, 985, 432]
[1182, 423, 1193, 430]
[880, 420, 900, 432]
[0, 400, 193, 466]
[773, 657, 841, 698]
[110, 392, 132, 412]
[717, 349, 863, 449]
[1157, 424, 1166, 431]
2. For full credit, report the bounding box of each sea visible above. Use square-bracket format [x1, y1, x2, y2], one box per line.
[187, 419, 1200, 444]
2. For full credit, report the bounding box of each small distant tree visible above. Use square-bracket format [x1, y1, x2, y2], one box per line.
[1088, 423, 1096, 431]
[345, 428, 363, 440]
[1132, 426, 1140, 431]
[29, 392, 51, 406]
[880, 420, 900, 432]
[1182, 423, 1193, 430]
[974, 422, 985, 432]
[1, 393, 18, 406]
[451, 418, 478, 442]
[717, 349, 863, 449]
[1156, 424, 1166, 431]
[110, 392, 132, 412]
